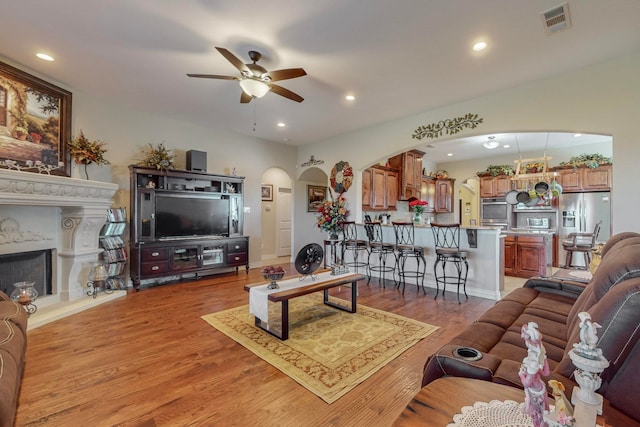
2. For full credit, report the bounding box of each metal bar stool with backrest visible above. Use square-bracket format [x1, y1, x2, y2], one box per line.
[364, 221, 397, 287]
[392, 222, 426, 294]
[563, 220, 602, 270]
[431, 223, 468, 303]
[340, 221, 369, 274]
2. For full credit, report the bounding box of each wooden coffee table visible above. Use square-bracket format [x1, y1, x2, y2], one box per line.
[244, 272, 364, 340]
[394, 377, 620, 426]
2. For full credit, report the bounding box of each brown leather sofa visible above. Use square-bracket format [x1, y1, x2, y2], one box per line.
[421, 232, 640, 425]
[0, 291, 28, 427]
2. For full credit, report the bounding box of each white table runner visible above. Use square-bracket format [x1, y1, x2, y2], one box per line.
[249, 271, 352, 324]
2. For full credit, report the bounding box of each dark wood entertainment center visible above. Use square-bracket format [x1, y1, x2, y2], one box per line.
[129, 165, 249, 289]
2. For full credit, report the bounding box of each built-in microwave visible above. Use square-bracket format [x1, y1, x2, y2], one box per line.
[481, 197, 510, 228]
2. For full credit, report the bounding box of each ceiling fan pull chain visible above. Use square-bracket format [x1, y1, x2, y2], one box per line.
[253, 102, 257, 132]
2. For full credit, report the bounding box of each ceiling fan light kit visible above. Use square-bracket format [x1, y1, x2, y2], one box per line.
[239, 79, 270, 98]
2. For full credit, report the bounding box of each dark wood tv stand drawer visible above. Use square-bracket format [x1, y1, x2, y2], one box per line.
[228, 240, 247, 254]
[228, 252, 247, 266]
[141, 248, 169, 262]
[141, 261, 170, 275]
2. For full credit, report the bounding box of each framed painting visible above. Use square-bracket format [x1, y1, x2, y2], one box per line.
[0, 61, 72, 176]
[261, 184, 273, 201]
[307, 185, 327, 212]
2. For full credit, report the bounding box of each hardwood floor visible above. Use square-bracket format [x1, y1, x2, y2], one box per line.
[16, 264, 495, 427]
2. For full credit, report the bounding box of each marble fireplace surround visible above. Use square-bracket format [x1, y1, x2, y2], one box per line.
[0, 169, 124, 328]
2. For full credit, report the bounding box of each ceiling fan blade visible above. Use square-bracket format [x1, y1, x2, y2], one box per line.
[265, 68, 307, 82]
[215, 47, 249, 74]
[240, 91, 253, 103]
[186, 73, 239, 80]
[269, 84, 304, 103]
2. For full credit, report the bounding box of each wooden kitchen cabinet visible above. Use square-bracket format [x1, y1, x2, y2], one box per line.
[503, 233, 550, 278]
[421, 177, 435, 207]
[553, 164, 612, 192]
[434, 178, 455, 213]
[516, 236, 547, 278]
[388, 149, 424, 200]
[504, 235, 516, 276]
[362, 165, 399, 211]
[480, 175, 512, 198]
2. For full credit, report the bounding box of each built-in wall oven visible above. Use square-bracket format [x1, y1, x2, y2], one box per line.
[481, 197, 510, 230]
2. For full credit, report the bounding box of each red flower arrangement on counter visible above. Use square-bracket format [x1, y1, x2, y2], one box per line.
[409, 199, 428, 214]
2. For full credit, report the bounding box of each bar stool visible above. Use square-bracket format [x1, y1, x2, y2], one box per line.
[364, 221, 397, 287]
[340, 221, 369, 274]
[392, 221, 426, 294]
[431, 223, 468, 303]
[562, 221, 601, 270]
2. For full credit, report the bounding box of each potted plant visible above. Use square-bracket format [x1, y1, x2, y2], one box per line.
[476, 165, 514, 177]
[67, 130, 110, 179]
[139, 142, 176, 171]
[558, 153, 612, 169]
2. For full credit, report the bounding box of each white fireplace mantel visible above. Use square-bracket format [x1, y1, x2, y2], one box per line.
[0, 169, 120, 327]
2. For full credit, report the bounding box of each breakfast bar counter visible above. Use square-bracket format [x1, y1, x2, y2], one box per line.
[355, 224, 505, 300]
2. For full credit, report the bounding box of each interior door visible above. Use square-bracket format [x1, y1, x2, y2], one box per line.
[276, 187, 292, 257]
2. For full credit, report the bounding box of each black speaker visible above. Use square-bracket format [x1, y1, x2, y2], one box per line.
[186, 150, 207, 171]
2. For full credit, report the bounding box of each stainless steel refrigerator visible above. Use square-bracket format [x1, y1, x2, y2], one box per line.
[558, 192, 611, 268]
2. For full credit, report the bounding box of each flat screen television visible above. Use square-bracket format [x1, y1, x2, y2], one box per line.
[155, 193, 229, 239]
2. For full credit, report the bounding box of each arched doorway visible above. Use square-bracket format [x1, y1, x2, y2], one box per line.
[260, 167, 292, 264]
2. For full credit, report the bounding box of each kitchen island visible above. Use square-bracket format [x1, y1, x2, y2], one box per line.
[502, 229, 555, 278]
[355, 224, 505, 300]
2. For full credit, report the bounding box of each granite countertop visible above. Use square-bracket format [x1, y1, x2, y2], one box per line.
[502, 228, 556, 235]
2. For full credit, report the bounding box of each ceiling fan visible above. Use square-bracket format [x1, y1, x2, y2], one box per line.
[187, 47, 307, 103]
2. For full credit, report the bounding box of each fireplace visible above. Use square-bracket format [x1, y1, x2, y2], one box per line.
[0, 249, 52, 297]
[0, 169, 119, 327]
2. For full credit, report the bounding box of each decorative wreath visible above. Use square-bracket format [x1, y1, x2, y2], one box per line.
[329, 161, 353, 194]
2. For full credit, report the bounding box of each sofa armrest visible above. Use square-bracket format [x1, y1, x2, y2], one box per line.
[523, 277, 587, 298]
[422, 344, 502, 387]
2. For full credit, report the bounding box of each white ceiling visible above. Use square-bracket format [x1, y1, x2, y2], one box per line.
[2, 1, 639, 153]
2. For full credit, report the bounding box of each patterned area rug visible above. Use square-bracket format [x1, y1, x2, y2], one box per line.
[201, 294, 438, 403]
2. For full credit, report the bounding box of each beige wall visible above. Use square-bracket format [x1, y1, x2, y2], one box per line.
[296, 51, 640, 251]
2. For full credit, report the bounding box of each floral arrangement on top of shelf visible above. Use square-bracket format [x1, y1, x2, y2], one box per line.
[139, 142, 176, 171]
[316, 188, 349, 239]
[557, 153, 612, 169]
[476, 164, 515, 177]
[67, 130, 110, 179]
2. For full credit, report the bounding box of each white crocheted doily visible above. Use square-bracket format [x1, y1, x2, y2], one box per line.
[447, 400, 533, 427]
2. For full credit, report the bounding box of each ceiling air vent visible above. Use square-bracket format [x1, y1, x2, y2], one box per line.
[541, 2, 571, 34]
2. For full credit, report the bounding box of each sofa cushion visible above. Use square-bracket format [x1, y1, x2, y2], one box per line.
[567, 239, 640, 335]
[0, 301, 28, 335]
[0, 349, 20, 427]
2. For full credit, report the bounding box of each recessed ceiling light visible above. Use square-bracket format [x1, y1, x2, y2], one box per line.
[447, 153, 453, 157]
[573, 133, 582, 137]
[503, 144, 510, 148]
[345, 95, 355, 101]
[277, 122, 286, 127]
[472, 41, 487, 52]
[36, 52, 54, 62]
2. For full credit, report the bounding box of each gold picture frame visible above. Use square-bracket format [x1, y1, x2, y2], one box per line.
[307, 185, 327, 212]
[0, 61, 72, 176]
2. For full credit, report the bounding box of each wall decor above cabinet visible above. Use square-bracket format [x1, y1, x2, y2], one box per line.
[411, 113, 483, 140]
